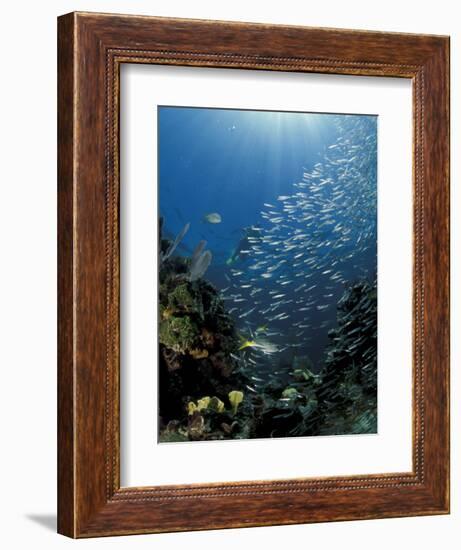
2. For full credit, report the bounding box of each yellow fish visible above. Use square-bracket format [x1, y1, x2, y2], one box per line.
[238, 339, 255, 351]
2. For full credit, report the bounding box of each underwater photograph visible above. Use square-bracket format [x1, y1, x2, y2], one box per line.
[157, 106, 377, 443]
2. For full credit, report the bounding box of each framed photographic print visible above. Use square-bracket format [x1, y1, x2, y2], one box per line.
[58, 12, 450, 537]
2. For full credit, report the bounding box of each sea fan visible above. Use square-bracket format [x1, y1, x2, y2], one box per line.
[191, 240, 207, 265]
[189, 249, 212, 281]
[160, 222, 190, 263]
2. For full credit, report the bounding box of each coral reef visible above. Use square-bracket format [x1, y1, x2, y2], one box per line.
[158, 219, 252, 441]
[317, 278, 377, 434]
[158, 218, 377, 442]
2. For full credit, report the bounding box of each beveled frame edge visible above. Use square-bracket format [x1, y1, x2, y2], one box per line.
[57, 12, 450, 538]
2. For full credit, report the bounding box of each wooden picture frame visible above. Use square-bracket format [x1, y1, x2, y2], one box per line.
[57, 12, 450, 538]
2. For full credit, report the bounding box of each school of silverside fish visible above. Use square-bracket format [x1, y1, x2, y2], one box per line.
[158, 115, 378, 443]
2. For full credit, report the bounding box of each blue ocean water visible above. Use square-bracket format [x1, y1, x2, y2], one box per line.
[159, 106, 377, 380]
